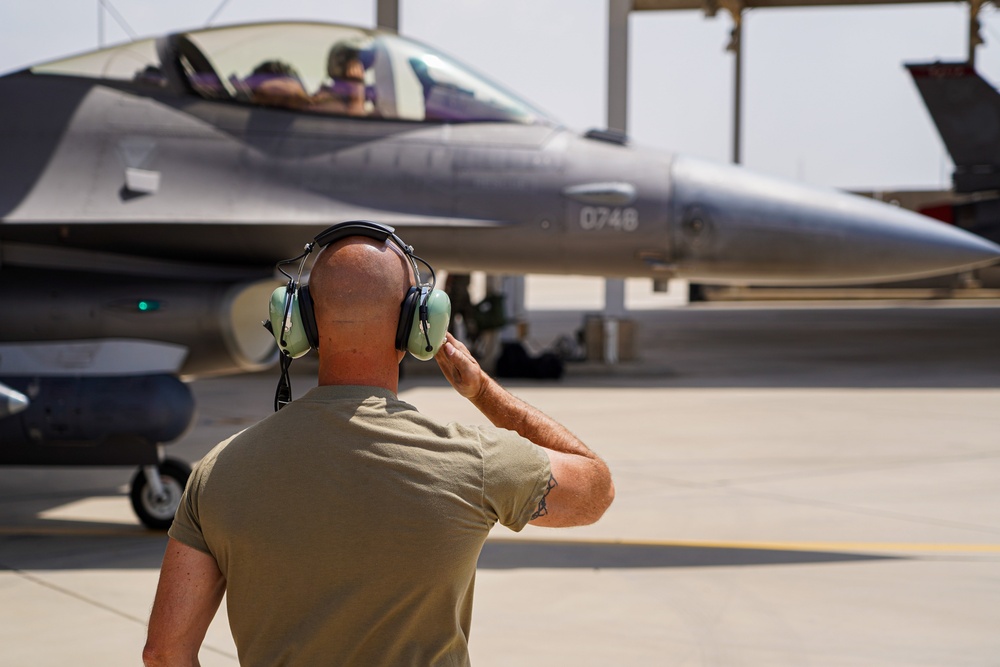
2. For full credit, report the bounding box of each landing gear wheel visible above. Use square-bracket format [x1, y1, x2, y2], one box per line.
[129, 458, 192, 530]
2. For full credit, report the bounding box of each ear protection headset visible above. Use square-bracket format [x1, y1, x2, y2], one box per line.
[264, 220, 451, 410]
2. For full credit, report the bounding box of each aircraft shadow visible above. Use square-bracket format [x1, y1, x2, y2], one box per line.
[0, 530, 169, 571]
[0, 531, 896, 572]
[477, 539, 898, 570]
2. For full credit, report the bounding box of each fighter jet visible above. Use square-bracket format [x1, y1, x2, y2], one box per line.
[1, 21, 998, 527]
[906, 61, 1000, 244]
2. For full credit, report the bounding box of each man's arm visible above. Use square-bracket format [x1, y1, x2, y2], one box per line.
[435, 333, 614, 527]
[144, 538, 226, 667]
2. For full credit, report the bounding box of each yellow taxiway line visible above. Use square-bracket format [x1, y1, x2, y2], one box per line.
[486, 537, 1000, 554]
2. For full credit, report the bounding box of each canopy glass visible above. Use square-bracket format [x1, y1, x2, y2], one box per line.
[32, 22, 554, 126]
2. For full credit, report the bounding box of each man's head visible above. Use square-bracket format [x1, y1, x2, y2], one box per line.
[251, 59, 302, 80]
[326, 42, 368, 81]
[308, 237, 414, 363]
[266, 221, 451, 396]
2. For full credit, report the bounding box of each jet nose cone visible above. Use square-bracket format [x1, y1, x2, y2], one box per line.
[670, 156, 1000, 284]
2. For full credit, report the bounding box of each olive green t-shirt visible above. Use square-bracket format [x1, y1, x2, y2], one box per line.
[169, 385, 551, 667]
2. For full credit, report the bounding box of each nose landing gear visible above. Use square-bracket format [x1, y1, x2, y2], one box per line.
[129, 458, 192, 530]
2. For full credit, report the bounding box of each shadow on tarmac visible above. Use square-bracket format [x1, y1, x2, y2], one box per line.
[0, 530, 897, 572]
[0, 531, 169, 570]
[477, 538, 898, 569]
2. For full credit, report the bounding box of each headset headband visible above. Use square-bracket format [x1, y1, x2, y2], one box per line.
[267, 220, 450, 411]
[315, 220, 396, 248]
[309, 221, 434, 291]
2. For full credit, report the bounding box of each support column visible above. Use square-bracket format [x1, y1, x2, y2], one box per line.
[376, 0, 399, 32]
[98, 1, 105, 47]
[607, 0, 631, 135]
[726, 4, 745, 165]
[500, 275, 526, 342]
[604, 0, 632, 362]
[969, 0, 984, 66]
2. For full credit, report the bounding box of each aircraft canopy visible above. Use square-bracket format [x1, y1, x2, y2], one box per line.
[31, 22, 553, 126]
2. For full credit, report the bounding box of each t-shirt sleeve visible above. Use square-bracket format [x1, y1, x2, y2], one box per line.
[479, 427, 552, 532]
[167, 441, 227, 554]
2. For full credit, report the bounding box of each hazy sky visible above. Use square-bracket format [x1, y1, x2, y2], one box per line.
[2, 0, 998, 191]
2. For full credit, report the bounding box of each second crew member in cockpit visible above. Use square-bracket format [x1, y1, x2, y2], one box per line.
[311, 42, 369, 116]
[245, 60, 311, 110]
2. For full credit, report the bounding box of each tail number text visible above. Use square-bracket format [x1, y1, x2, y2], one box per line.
[579, 206, 639, 232]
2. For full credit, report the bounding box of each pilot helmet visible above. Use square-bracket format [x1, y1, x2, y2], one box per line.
[251, 60, 302, 81]
[326, 40, 374, 80]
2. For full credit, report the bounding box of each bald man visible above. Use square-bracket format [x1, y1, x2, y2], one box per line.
[144, 236, 614, 667]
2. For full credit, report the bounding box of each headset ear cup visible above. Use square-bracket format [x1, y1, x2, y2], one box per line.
[268, 285, 290, 346]
[396, 287, 419, 351]
[268, 285, 313, 359]
[298, 284, 320, 350]
[406, 289, 451, 361]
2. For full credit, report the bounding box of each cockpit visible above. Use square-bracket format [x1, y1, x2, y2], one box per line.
[30, 22, 553, 126]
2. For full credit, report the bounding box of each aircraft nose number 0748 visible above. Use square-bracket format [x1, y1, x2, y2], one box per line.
[579, 206, 640, 232]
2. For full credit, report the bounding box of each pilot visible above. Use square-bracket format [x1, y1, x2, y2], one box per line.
[245, 60, 310, 110]
[310, 42, 370, 116]
[143, 226, 614, 666]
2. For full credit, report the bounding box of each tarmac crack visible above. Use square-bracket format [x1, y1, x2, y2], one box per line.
[3, 564, 150, 624]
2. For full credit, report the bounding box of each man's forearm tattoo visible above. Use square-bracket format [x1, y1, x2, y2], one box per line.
[531, 474, 558, 519]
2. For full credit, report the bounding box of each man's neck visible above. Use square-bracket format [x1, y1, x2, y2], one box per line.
[317, 355, 399, 395]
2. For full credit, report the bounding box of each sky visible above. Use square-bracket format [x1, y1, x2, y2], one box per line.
[2, 0, 999, 192]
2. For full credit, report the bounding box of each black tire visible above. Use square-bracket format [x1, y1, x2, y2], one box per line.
[129, 458, 192, 530]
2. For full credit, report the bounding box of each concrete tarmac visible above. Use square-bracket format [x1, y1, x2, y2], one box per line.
[2, 300, 999, 666]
